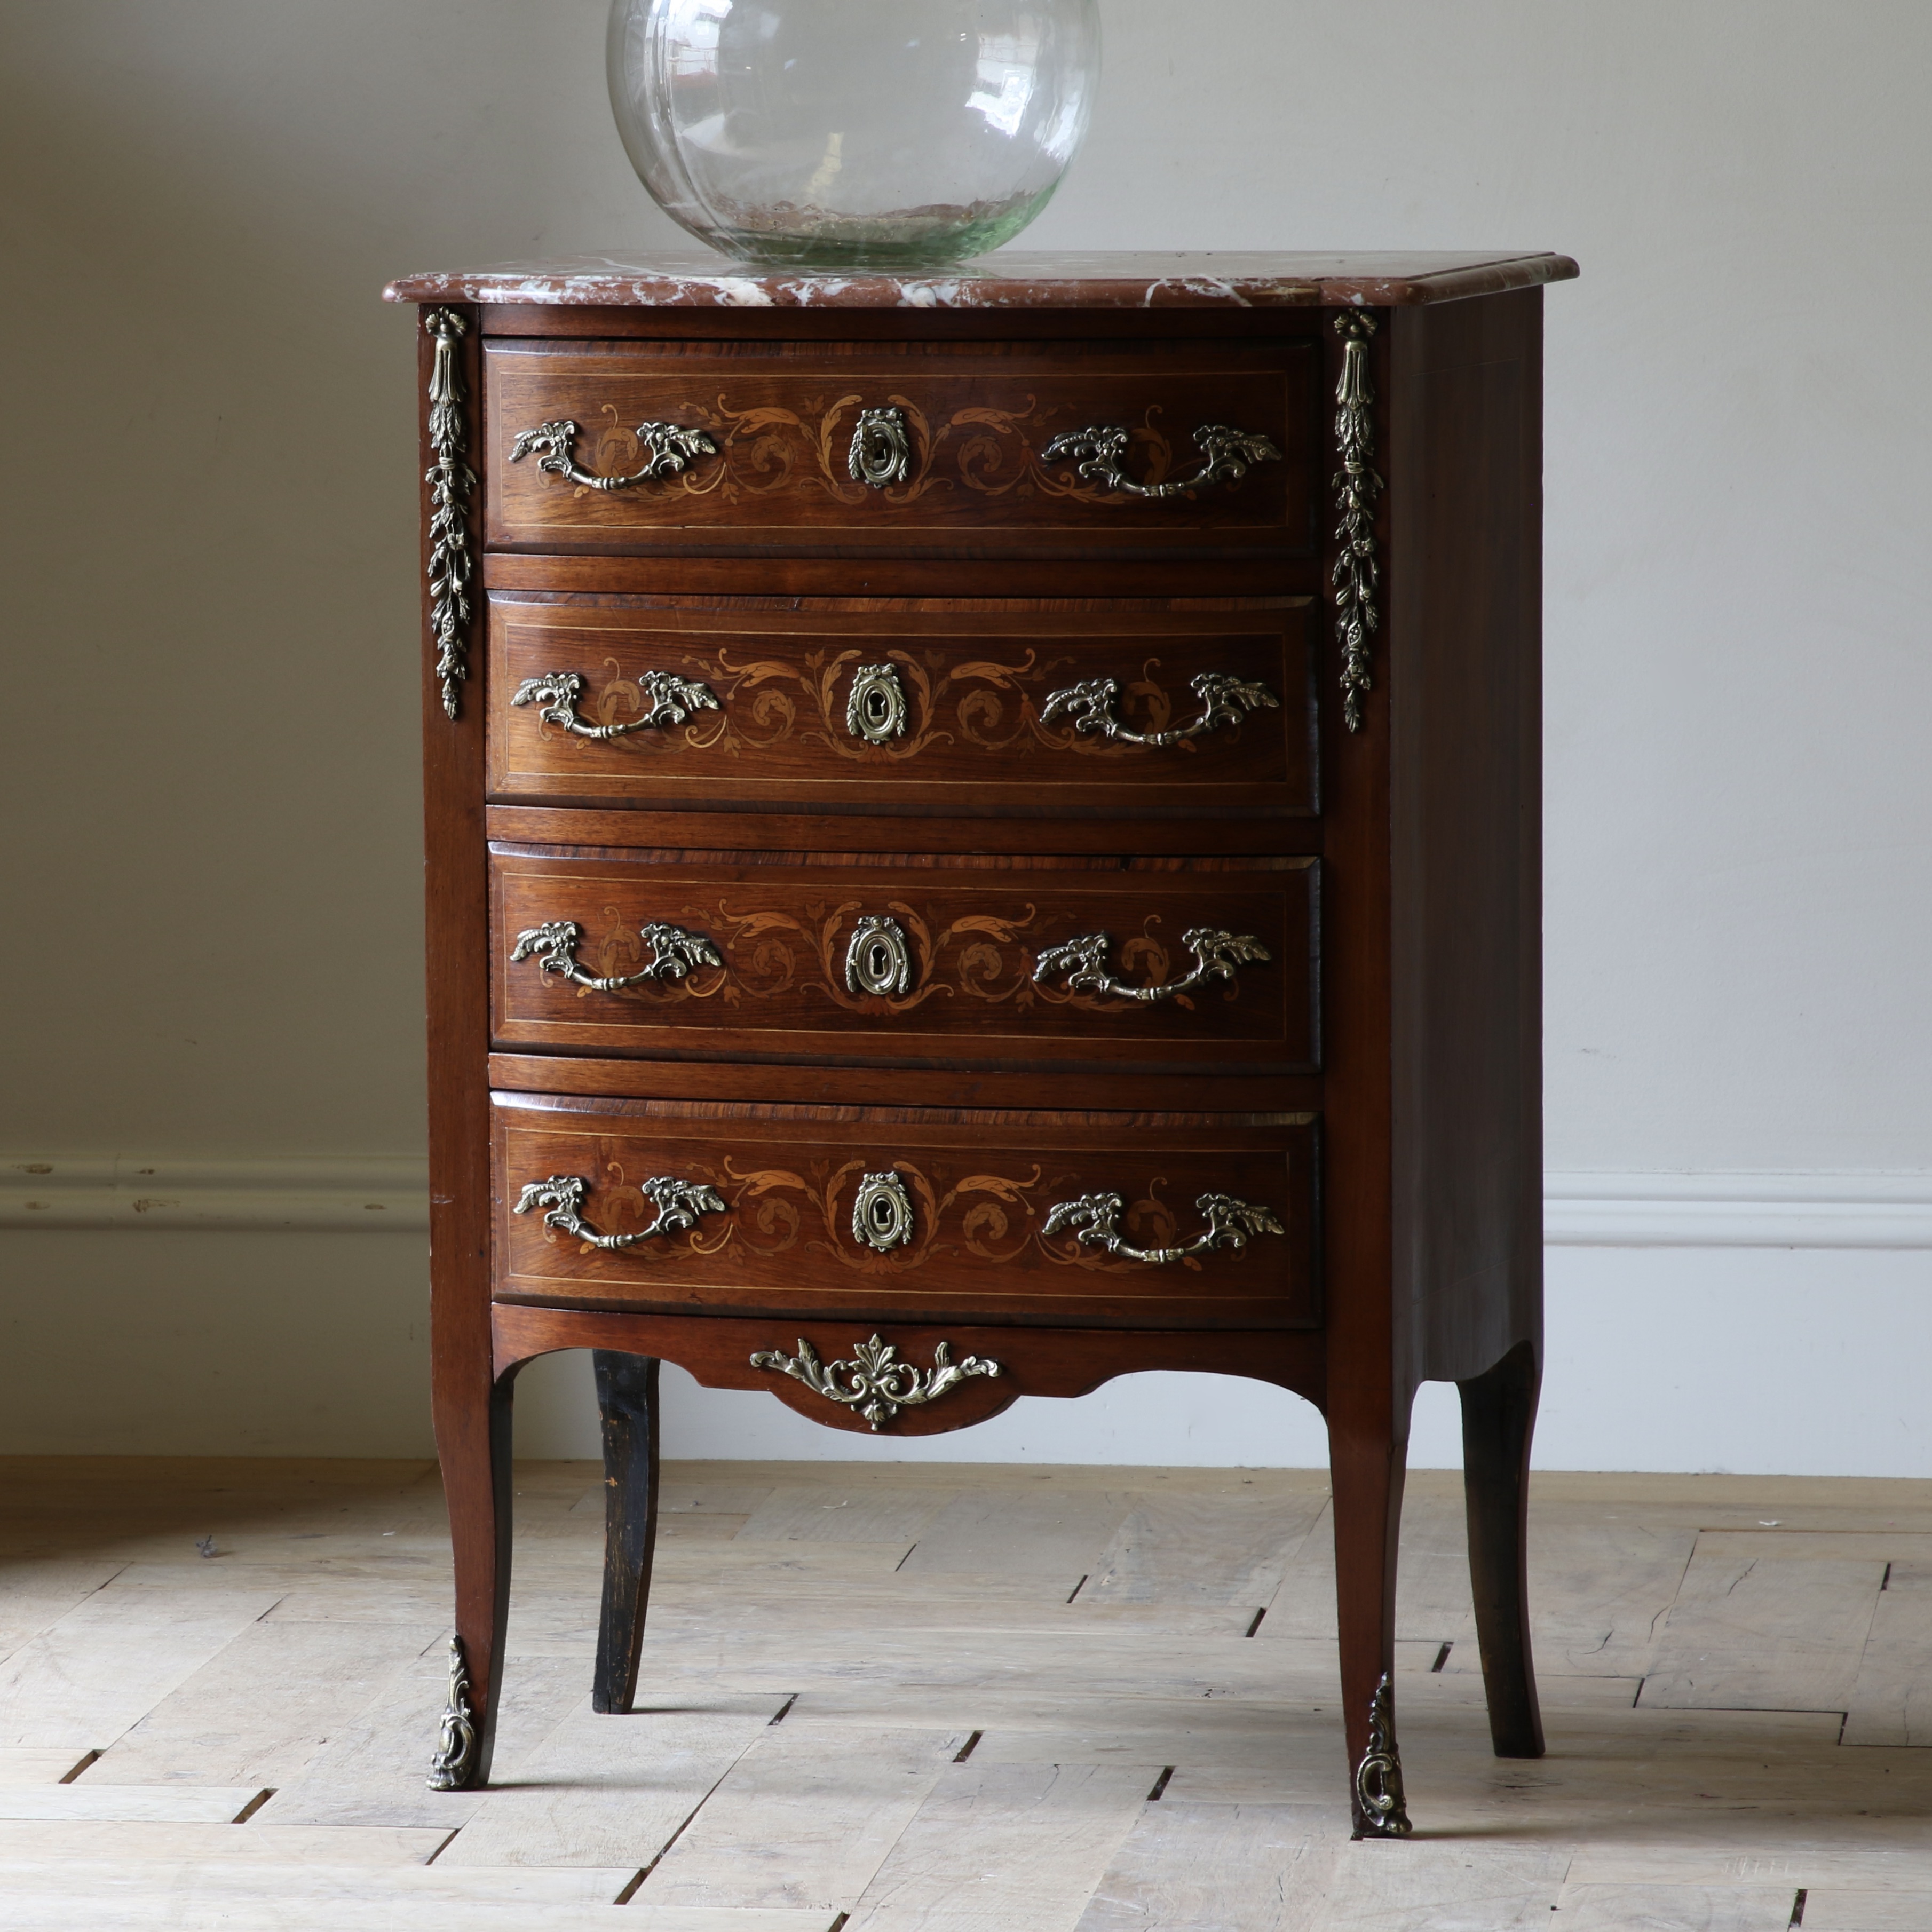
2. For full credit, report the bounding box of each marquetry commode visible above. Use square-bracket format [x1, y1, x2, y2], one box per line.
[384, 249, 1576, 1838]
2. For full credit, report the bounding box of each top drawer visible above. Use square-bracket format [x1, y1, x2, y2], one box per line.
[482, 338, 1316, 558]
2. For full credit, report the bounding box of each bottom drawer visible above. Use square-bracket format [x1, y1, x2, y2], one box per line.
[494, 1094, 1319, 1331]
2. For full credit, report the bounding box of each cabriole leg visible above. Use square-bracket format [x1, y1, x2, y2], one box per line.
[1329, 1404, 1413, 1839]
[1459, 1339, 1545, 1758]
[592, 1351, 662, 1714]
[430, 1361, 517, 1791]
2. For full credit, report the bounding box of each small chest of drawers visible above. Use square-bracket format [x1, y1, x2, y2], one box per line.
[389, 248, 1575, 1838]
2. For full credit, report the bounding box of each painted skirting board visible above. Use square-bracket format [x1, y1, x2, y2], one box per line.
[0, 1157, 429, 1232]
[8, 1157, 1932, 1248]
[6, 1157, 1931, 1472]
[1542, 1171, 1932, 1248]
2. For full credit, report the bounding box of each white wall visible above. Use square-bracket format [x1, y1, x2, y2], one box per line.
[4, 2, 1929, 1474]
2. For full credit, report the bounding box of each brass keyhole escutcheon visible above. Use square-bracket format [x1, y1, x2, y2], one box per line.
[845, 663, 908, 745]
[851, 1172, 915, 1253]
[843, 914, 914, 998]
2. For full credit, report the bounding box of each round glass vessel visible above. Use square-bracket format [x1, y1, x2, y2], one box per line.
[607, 0, 1101, 267]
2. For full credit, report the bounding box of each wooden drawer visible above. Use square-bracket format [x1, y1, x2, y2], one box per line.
[482, 338, 1315, 556]
[487, 595, 1317, 817]
[489, 849, 1318, 1075]
[493, 1095, 1320, 1331]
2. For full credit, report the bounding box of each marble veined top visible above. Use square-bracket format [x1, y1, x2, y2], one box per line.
[384, 250, 1577, 310]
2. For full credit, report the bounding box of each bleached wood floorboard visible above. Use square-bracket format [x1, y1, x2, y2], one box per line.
[1638, 1543, 1886, 1712]
[88, 1615, 445, 1786]
[1, 1890, 834, 1932]
[0, 1585, 285, 1750]
[0, 1819, 448, 1860]
[1842, 1557, 1932, 1746]
[1083, 1489, 1326, 1607]
[437, 1693, 784, 1870]
[1548, 1883, 1799, 1930]
[257, 1650, 589, 1830]
[0, 1744, 93, 1785]
[3, 1457, 1930, 1929]
[842, 1761, 1158, 1932]
[641, 1722, 968, 1912]
[1803, 1890, 1932, 1930]
[0, 1783, 265, 1822]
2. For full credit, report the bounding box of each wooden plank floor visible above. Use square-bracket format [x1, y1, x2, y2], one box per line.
[2, 1458, 1930, 1930]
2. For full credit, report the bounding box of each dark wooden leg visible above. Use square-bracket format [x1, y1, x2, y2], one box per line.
[430, 1357, 518, 1790]
[592, 1351, 661, 1714]
[1459, 1338, 1545, 1759]
[1329, 1398, 1414, 1839]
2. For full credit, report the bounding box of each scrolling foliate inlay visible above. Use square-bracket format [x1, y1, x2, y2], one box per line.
[516, 648, 1272, 770]
[423, 310, 476, 720]
[1332, 313, 1384, 734]
[523, 1152, 1278, 1280]
[511, 894, 1266, 1022]
[506, 392, 1272, 511]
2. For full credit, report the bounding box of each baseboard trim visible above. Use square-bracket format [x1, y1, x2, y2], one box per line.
[1, 1157, 429, 1233]
[6, 1158, 1929, 1248]
[1545, 1171, 1932, 1249]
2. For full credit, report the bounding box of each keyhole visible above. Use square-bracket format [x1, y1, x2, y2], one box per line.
[864, 688, 890, 726]
[867, 942, 890, 981]
[869, 1197, 896, 1234]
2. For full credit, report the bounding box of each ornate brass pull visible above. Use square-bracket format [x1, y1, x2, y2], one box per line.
[1041, 671, 1277, 748]
[510, 417, 717, 489]
[848, 406, 913, 488]
[1042, 422, 1282, 498]
[1042, 1190, 1284, 1264]
[514, 1173, 726, 1249]
[510, 919, 722, 992]
[1033, 928, 1270, 1003]
[511, 668, 720, 739]
[750, 1334, 1001, 1431]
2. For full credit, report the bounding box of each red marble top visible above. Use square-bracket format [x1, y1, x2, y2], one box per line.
[384, 250, 1577, 310]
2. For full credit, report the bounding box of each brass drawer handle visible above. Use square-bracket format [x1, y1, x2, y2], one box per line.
[1042, 422, 1281, 498]
[751, 1334, 1002, 1432]
[1043, 1190, 1284, 1264]
[510, 417, 717, 490]
[1033, 927, 1270, 1003]
[512, 669, 719, 740]
[848, 406, 913, 489]
[1042, 670, 1277, 748]
[510, 919, 722, 992]
[514, 1173, 726, 1249]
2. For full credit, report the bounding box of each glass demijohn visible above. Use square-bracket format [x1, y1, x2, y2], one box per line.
[607, 0, 1102, 267]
